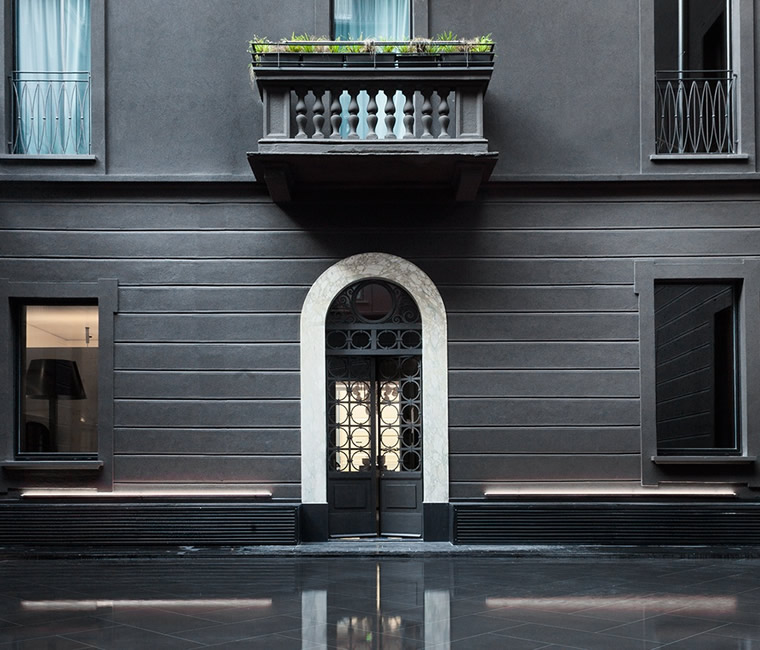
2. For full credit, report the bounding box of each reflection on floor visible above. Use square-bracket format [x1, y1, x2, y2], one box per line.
[1, 555, 760, 648]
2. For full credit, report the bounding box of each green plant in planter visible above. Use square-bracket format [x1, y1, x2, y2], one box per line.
[248, 33, 494, 61]
[468, 33, 494, 53]
[411, 37, 432, 53]
[285, 33, 317, 53]
[398, 37, 432, 54]
[431, 31, 459, 53]
[339, 34, 367, 53]
[247, 35, 272, 61]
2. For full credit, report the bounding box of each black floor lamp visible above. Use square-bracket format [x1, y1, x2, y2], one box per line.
[25, 358, 87, 452]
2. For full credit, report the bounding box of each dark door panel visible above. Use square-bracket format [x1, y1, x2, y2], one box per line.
[328, 475, 377, 536]
[379, 472, 423, 536]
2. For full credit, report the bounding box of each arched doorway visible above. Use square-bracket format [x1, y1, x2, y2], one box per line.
[325, 280, 423, 537]
[300, 253, 449, 540]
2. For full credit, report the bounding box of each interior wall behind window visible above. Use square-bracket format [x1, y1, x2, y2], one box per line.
[654, 0, 728, 71]
[20, 304, 99, 455]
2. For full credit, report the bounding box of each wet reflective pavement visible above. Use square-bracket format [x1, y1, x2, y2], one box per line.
[2, 554, 760, 649]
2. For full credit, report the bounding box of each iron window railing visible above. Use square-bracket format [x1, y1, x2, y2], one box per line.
[655, 70, 736, 154]
[9, 71, 91, 155]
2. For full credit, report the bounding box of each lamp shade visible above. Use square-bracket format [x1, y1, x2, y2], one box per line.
[25, 358, 87, 400]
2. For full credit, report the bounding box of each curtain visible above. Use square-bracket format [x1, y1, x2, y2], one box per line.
[334, 0, 410, 40]
[14, 0, 91, 154]
[334, 0, 410, 139]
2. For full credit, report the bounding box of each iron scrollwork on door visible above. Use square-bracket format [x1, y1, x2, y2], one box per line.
[326, 280, 422, 354]
[326, 280, 422, 475]
[326, 357, 373, 473]
[377, 356, 422, 473]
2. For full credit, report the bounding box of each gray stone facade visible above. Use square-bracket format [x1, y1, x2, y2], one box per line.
[1, 0, 759, 545]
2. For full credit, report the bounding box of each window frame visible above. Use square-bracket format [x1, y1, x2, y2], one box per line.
[0, 279, 117, 491]
[635, 260, 760, 486]
[0, 0, 105, 170]
[639, 0, 756, 169]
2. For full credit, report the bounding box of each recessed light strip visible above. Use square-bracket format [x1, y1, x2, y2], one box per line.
[20, 488, 273, 498]
[22, 598, 273, 611]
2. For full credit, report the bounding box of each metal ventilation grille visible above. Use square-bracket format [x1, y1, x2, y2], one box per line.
[0, 503, 298, 546]
[453, 503, 760, 545]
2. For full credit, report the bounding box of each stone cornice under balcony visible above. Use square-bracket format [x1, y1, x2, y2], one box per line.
[247, 52, 498, 202]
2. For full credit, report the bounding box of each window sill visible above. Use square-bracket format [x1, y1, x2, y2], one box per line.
[650, 153, 749, 162]
[651, 455, 756, 465]
[1, 460, 103, 472]
[0, 154, 97, 164]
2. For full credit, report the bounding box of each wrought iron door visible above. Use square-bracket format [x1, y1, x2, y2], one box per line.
[326, 280, 423, 537]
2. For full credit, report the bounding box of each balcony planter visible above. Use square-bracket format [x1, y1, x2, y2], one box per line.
[344, 53, 374, 66]
[467, 52, 495, 65]
[340, 53, 396, 67]
[301, 52, 343, 66]
[255, 52, 302, 66]
[373, 53, 396, 66]
[249, 37, 495, 70]
[397, 54, 438, 67]
[438, 53, 467, 66]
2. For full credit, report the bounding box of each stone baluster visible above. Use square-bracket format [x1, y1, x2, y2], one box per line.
[329, 91, 342, 139]
[312, 89, 325, 139]
[366, 88, 379, 140]
[295, 88, 308, 139]
[347, 88, 360, 139]
[421, 88, 434, 139]
[384, 89, 397, 139]
[437, 88, 451, 139]
[402, 89, 415, 138]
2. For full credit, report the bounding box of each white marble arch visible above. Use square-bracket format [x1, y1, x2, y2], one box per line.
[300, 253, 449, 505]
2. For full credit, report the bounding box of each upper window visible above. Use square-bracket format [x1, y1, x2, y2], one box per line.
[12, 0, 91, 155]
[18, 302, 98, 457]
[654, 0, 735, 154]
[654, 282, 739, 455]
[332, 0, 410, 40]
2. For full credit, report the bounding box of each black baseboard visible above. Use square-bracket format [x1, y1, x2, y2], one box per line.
[424, 503, 450, 541]
[453, 501, 760, 545]
[0, 500, 299, 546]
[300, 503, 329, 541]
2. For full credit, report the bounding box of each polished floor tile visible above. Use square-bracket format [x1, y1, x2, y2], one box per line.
[2, 555, 760, 648]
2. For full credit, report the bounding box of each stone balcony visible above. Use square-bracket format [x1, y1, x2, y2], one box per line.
[247, 44, 498, 202]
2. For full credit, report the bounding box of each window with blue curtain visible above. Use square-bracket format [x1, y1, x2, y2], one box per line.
[333, 0, 410, 41]
[13, 0, 91, 154]
[333, 0, 410, 138]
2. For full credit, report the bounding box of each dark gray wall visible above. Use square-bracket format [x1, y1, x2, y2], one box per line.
[105, 0, 314, 177]
[2, 1, 760, 499]
[430, 0, 642, 177]
[3, 183, 760, 496]
[2, 0, 757, 179]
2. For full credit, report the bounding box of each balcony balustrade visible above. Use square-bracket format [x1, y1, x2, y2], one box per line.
[247, 41, 498, 202]
[655, 70, 736, 155]
[9, 72, 91, 155]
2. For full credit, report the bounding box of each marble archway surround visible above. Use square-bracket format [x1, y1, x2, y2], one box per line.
[300, 253, 449, 505]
